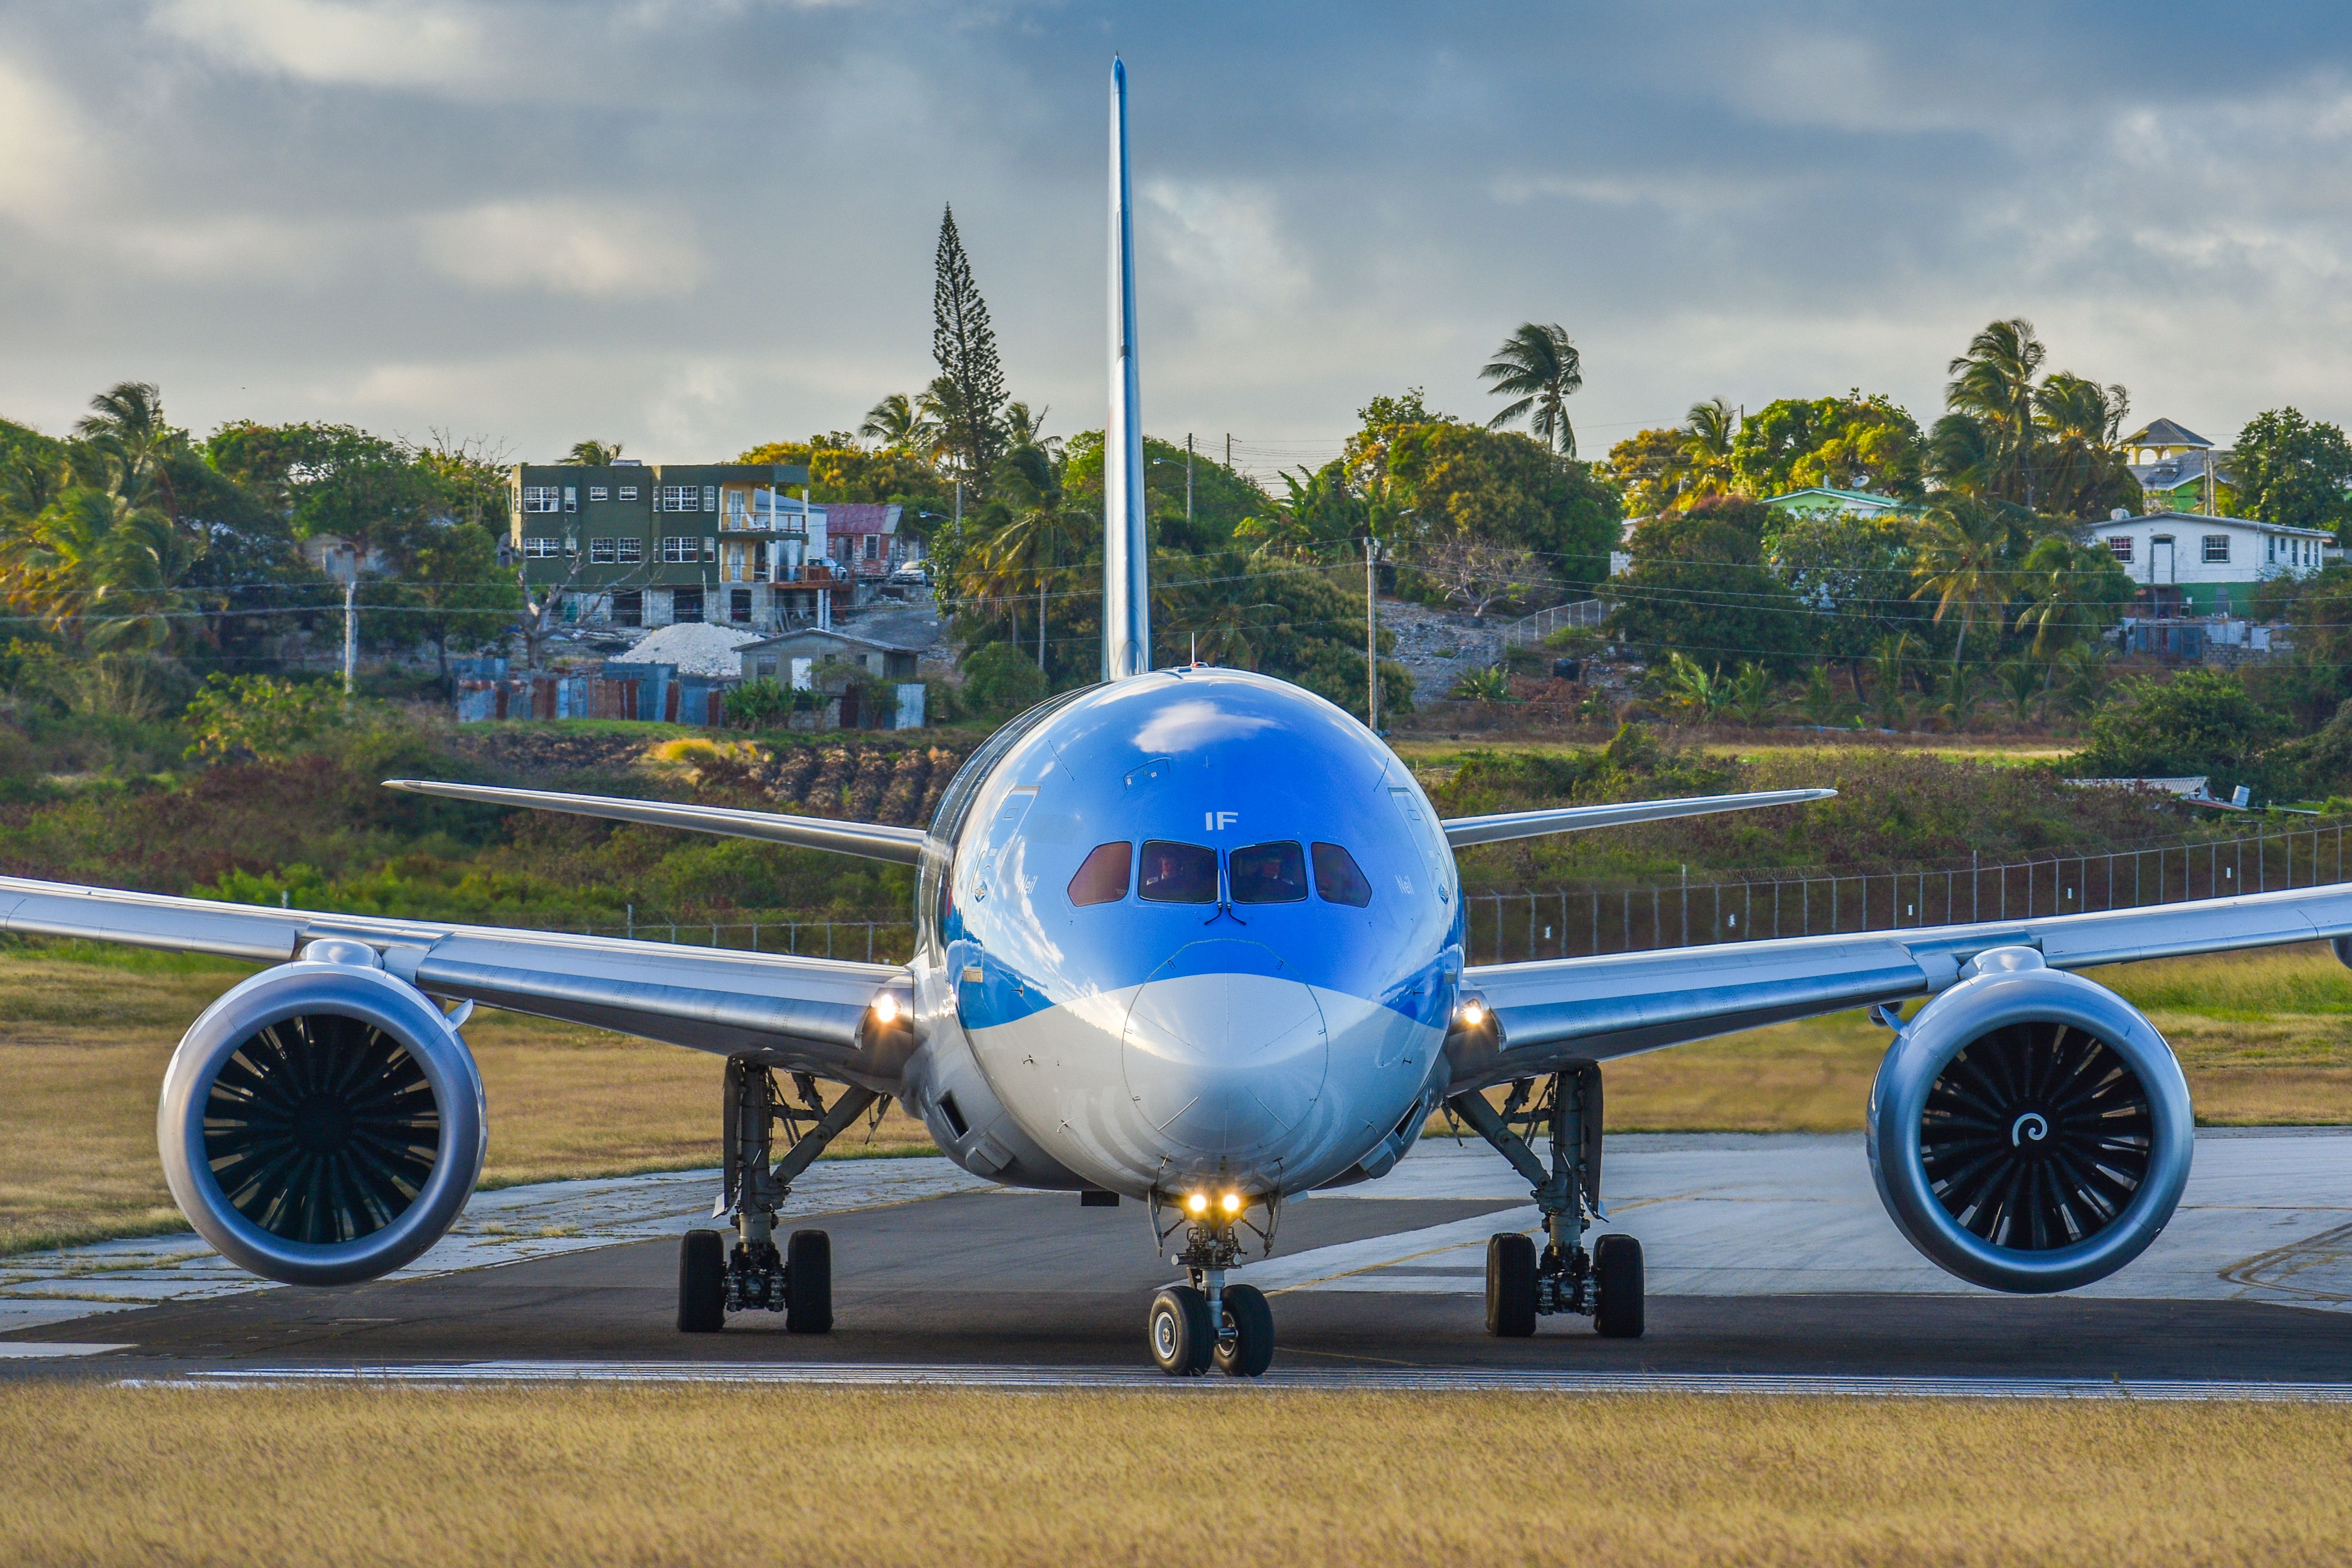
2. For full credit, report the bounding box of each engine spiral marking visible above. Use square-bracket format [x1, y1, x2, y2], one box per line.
[2010, 1112, 2050, 1147]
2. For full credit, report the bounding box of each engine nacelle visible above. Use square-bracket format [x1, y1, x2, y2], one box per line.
[157, 959, 487, 1286]
[1868, 948, 2192, 1294]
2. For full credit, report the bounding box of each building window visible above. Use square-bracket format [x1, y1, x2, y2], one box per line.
[723, 491, 748, 528]
[673, 586, 704, 622]
[864, 534, 880, 560]
[659, 485, 700, 513]
[2203, 535, 2230, 564]
[589, 486, 609, 502]
[521, 536, 561, 558]
[661, 536, 698, 563]
[2106, 536, 2133, 563]
[616, 537, 643, 565]
[702, 485, 718, 512]
[730, 588, 752, 623]
[2268, 536, 2277, 563]
[618, 486, 638, 501]
[589, 538, 618, 564]
[563, 487, 578, 513]
[704, 536, 717, 562]
[522, 486, 562, 513]
[612, 590, 642, 628]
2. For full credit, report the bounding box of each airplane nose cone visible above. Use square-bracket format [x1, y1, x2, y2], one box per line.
[1122, 940, 1329, 1156]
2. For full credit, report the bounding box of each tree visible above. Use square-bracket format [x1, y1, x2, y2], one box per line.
[1608, 504, 1809, 674]
[859, 393, 939, 456]
[1679, 397, 1738, 499]
[1383, 422, 1619, 587]
[1418, 535, 1542, 617]
[1598, 428, 1687, 519]
[2031, 373, 2139, 520]
[1910, 496, 2011, 669]
[2012, 534, 2133, 656]
[1769, 509, 1919, 694]
[2234, 409, 2352, 540]
[564, 439, 623, 465]
[1943, 318, 2045, 504]
[402, 522, 522, 683]
[74, 381, 183, 522]
[1731, 393, 1924, 500]
[932, 205, 1009, 480]
[1479, 322, 1583, 456]
[2071, 670, 2290, 799]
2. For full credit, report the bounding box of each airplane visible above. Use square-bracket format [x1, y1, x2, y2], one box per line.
[12, 57, 2352, 1378]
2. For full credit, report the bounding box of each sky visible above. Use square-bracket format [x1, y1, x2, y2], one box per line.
[2, 1, 2350, 479]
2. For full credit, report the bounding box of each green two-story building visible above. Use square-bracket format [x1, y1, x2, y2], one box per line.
[508, 460, 833, 632]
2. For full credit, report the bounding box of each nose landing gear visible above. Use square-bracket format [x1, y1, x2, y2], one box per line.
[1450, 1060, 1645, 1339]
[679, 1058, 876, 1335]
[1149, 1198, 1276, 1376]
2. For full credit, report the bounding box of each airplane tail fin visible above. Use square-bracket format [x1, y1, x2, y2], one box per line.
[1103, 55, 1150, 681]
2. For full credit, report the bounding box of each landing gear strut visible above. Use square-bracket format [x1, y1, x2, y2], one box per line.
[1449, 1061, 1644, 1339]
[1149, 1198, 1275, 1377]
[678, 1058, 877, 1335]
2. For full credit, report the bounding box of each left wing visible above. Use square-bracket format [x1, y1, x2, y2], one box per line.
[1443, 880, 2352, 1092]
[0, 874, 915, 1091]
[1441, 788, 1834, 849]
[384, 779, 930, 865]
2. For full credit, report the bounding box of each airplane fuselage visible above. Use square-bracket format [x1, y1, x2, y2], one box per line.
[900, 667, 1465, 1208]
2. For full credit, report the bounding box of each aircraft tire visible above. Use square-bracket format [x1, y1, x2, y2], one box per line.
[1593, 1233, 1645, 1339]
[1213, 1284, 1275, 1377]
[678, 1229, 726, 1333]
[1486, 1233, 1537, 1337]
[785, 1229, 833, 1334]
[1149, 1285, 1213, 1376]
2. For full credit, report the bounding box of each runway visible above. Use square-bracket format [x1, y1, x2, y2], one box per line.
[7, 1131, 2352, 1392]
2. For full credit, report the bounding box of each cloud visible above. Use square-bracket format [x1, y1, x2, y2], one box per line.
[417, 201, 704, 299]
[151, 0, 495, 91]
[0, 51, 90, 221]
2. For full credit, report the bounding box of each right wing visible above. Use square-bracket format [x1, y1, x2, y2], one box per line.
[1441, 788, 1834, 848]
[1445, 880, 2352, 1093]
[383, 779, 929, 865]
[0, 874, 916, 1091]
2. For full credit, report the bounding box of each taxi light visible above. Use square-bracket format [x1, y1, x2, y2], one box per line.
[1459, 998, 1488, 1029]
[1221, 1191, 1243, 1216]
[872, 993, 901, 1026]
[1185, 1192, 1210, 1216]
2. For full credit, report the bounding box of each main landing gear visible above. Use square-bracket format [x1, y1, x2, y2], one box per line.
[1149, 1195, 1275, 1377]
[1449, 1061, 1644, 1340]
[679, 1058, 878, 1335]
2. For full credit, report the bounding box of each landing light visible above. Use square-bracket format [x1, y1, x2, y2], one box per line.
[1220, 1192, 1243, 1216]
[1185, 1192, 1210, 1217]
[1458, 998, 1488, 1029]
[872, 993, 901, 1026]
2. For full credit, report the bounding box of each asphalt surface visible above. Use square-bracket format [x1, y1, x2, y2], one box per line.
[6, 1135, 2352, 1387]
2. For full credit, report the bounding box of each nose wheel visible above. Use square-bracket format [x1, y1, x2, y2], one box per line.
[1149, 1198, 1276, 1376]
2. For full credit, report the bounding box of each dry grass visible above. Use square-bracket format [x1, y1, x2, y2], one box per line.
[2, 1385, 2350, 1566]
[0, 949, 935, 1257]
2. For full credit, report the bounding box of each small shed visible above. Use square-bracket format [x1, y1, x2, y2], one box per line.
[737, 628, 922, 686]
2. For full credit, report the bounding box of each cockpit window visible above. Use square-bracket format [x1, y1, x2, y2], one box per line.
[1067, 842, 1131, 907]
[1312, 842, 1372, 908]
[1229, 841, 1307, 904]
[1138, 841, 1219, 903]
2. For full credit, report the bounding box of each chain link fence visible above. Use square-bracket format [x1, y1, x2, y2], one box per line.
[1467, 821, 2352, 966]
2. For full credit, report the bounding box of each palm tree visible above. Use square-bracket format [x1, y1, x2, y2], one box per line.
[971, 503, 1095, 669]
[2032, 372, 2137, 519]
[1911, 496, 2011, 670]
[859, 394, 939, 456]
[1003, 401, 1060, 458]
[1678, 397, 1738, 499]
[1234, 462, 1364, 559]
[1944, 318, 2046, 505]
[1479, 322, 1583, 456]
[74, 381, 180, 519]
[565, 439, 623, 465]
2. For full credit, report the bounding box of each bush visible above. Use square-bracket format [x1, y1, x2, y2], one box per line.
[723, 678, 792, 730]
[959, 643, 1049, 715]
[2070, 671, 2292, 799]
[182, 674, 370, 764]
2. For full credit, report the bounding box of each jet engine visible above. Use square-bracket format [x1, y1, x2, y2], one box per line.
[156, 953, 486, 1286]
[1867, 947, 2192, 1294]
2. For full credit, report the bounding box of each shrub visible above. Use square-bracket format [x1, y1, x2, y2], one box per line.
[182, 674, 368, 764]
[2070, 671, 2292, 799]
[723, 678, 792, 730]
[959, 643, 1049, 714]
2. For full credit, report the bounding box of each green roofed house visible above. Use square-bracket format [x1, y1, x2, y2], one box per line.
[1762, 487, 1924, 521]
[2123, 418, 2231, 515]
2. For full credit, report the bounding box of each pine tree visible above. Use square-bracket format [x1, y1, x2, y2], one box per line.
[931, 205, 1009, 481]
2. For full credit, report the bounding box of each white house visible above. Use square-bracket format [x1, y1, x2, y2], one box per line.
[2095, 510, 2338, 615]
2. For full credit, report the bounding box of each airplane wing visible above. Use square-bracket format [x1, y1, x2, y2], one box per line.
[0, 874, 915, 1091]
[1440, 788, 1835, 848]
[383, 779, 930, 865]
[1443, 880, 2352, 1092]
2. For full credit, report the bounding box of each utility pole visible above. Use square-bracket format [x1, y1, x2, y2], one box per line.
[1185, 433, 1194, 527]
[342, 570, 357, 695]
[1365, 535, 1380, 732]
[1224, 433, 1231, 470]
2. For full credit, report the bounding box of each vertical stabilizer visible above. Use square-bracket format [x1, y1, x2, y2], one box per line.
[1103, 56, 1150, 680]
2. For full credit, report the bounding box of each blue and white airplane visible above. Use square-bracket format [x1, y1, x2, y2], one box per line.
[13, 58, 2352, 1376]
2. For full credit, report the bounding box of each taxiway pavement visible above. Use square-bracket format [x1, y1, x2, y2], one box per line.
[6, 1131, 2352, 1389]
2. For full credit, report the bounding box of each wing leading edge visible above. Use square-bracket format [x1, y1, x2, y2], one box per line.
[384, 779, 929, 865]
[1440, 788, 1836, 849]
[0, 874, 914, 1091]
[1445, 881, 2352, 1093]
